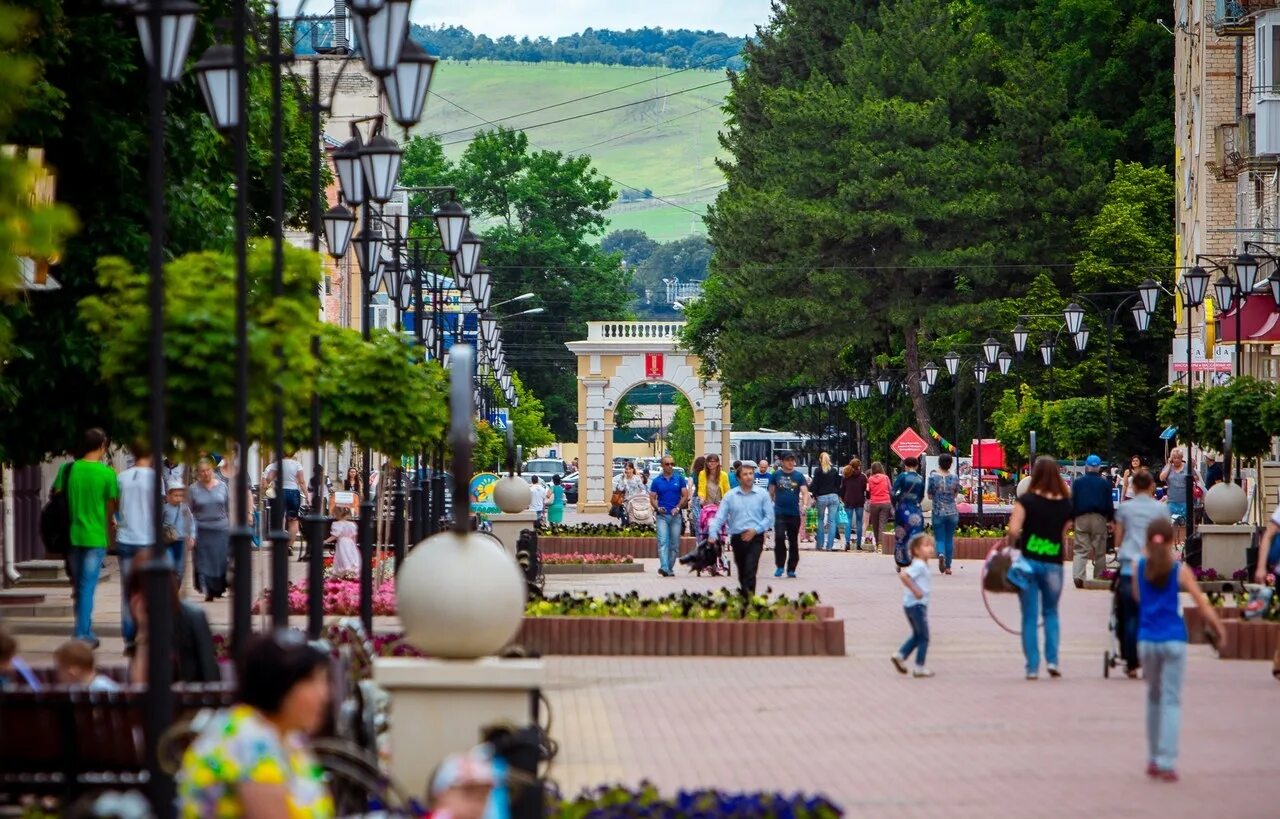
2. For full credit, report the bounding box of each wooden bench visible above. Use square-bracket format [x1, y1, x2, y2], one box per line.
[0, 683, 234, 799]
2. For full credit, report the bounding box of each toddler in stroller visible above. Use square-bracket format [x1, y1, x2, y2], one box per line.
[678, 503, 732, 576]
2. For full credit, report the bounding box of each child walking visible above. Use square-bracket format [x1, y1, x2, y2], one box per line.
[326, 507, 360, 575]
[891, 532, 935, 678]
[1134, 517, 1225, 782]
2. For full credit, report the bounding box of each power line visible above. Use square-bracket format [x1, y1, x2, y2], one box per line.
[438, 78, 731, 147]
[429, 56, 736, 140]
[560, 102, 723, 154]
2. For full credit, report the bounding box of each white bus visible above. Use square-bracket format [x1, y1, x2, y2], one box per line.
[729, 430, 813, 467]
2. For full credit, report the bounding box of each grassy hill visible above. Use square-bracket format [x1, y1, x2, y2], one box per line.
[416, 60, 728, 241]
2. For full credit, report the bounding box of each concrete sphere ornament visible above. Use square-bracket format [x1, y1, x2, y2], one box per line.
[396, 530, 527, 658]
[493, 475, 531, 513]
[1203, 482, 1247, 525]
[1017, 476, 1032, 496]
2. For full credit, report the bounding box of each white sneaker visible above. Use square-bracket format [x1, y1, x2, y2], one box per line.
[912, 667, 934, 678]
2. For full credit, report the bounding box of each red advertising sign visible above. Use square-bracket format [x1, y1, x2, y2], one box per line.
[645, 352, 664, 379]
[891, 427, 929, 460]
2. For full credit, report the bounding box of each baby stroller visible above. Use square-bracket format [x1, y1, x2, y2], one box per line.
[678, 503, 732, 576]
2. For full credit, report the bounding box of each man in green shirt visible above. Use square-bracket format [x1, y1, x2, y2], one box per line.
[55, 428, 119, 647]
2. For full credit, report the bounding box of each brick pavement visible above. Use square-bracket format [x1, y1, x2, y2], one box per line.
[8, 521, 1278, 816]
[539, 545, 1280, 817]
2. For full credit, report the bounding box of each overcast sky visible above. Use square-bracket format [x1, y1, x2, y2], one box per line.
[410, 0, 775, 38]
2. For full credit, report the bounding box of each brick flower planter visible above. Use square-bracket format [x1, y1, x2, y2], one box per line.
[1218, 619, 1280, 660]
[538, 536, 695, 559]
[542, 562, 645, 575]
[878, 534, 1003, 560]
[511, 607, 844, 656]
[1185, 606, 1240, 645]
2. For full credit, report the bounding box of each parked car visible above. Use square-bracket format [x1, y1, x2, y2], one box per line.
[522, 458, 567, 483]
[561, 472, 578, 504]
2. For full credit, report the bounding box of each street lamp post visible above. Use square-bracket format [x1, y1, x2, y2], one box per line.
[1182, 265, 1209, 546]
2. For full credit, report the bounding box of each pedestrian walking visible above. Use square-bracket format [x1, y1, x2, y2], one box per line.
[649, 457, 689, 577]
[528, 475, 547, 526]
[263, 450, 307, 548]
[708, 462, 774, 596]
[839, 458, 868, 550]
[1007, 455, 1073, 680]
[865, 462, 892, 551]
[810, 452, 842, 551]
[56, 428, 119, 649]
[697, 454, 730, 506]
[754, 459, 772, 492]
[1112, 468, 1165, 678]
[769, 452, 809, 578]
[548, 474, 566, 525]
[891, 532, 936, 678]
[1121, 454, 1144, 502]
[1160, 448, 1197, 544]
[891, 457, 925, 569]
[188, 457, 231, 601]
[927, 453, 960, 574]
[115, 443, 157, 649]
[728, 460, 741, 489]
[1071, 454, 1115, 588]
[1133, 516, 1225, 782]
[613, 462, 646, 525]
[163, 482, 195, 589]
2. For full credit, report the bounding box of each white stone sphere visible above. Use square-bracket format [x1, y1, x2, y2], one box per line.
[493, 475, 531, 513]
[1204, 482, 1248, 525]
[1016, 476, 1032, 497]
[397, 530, 527, 658]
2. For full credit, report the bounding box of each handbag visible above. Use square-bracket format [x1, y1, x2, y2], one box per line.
[982, 542, 1019, 593]
[610, 489, 625, 507]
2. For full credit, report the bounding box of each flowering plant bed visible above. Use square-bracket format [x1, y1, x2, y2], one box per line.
[253, 577, 398, 616]
[526, 589, 824, 620]
[549, 783, 842, 818]
[540, 534, 696, 559]
[546, 523, 656, 537]
[542, 553, 634, 565]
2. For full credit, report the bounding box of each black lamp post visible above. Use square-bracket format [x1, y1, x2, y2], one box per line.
[1182, 265, 1210, 545]
[107, 1, 197, 814]
[974, 362, 989, 521]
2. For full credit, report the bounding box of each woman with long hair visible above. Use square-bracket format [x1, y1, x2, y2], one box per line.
[697, 454, 729, 505]
[890, 457, 926, 568]
[687, 455, 707, 536]
[840, 458, 867, 550]
[613, 461, 647, 526]
[810, 452, 842, 551]
[865, 462, 892, 552]
[1007, 455, 1074, 680]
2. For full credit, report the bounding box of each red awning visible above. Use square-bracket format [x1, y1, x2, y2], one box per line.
[1217, 293, 1280, 342]
[970, 439, 1006, 470]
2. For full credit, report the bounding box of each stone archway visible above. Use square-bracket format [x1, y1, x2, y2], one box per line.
[566, 321, 731, 512]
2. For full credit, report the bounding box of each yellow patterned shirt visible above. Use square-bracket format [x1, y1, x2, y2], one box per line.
[177, 705, 333, 818]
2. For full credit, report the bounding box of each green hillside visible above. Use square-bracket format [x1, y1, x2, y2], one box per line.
[416, 60, 727, 241]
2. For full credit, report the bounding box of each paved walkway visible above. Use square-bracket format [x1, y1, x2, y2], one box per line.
[8, 526, 1278, 816]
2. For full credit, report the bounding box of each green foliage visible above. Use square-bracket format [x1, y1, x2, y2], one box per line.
[0, 0, 316, 466]
[991, 385, 1048, 469]
[507, 372, 555, 451]
[1194, 377, 1277, 459]
[317, 326, 447, 455]
[400, 128, 631, 438]
[666, 392, 694, 468]
[525, 588, 823, 621]
[1041, 398, 1108, 459]
[81, 243, 321, 452]
[472, 419, 505, 473]
[600, 229, 658, 267]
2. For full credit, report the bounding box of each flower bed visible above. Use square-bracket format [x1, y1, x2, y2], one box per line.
[253, 577, 398, 616]
[540, 535, 696, 559]
[542, 553, 644, 575]
[542, 553, 634, 565]
[546, 523, 657, 537]
[878, 533, 1003, 560]
[549, 783, 841, 818]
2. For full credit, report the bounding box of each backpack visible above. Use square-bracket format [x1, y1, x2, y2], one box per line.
[40, 461, 75, 555]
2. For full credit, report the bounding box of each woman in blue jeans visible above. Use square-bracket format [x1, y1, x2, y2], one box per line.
[927, 454, 960, 575]
[1006, 456, 1074, 680]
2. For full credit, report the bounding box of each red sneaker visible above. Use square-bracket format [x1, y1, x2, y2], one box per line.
[1156, 769, 1179, 783]
[1145, 762, 1159, 778]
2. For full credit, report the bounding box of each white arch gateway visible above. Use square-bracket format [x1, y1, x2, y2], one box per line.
[565, 321, 731, 512]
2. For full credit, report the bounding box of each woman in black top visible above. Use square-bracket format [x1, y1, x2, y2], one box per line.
[1007, 455, 1073, 680]
[810, 452, 842, 551]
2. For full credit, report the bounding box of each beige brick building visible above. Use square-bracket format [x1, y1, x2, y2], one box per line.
[1176, 0, 1280, 384]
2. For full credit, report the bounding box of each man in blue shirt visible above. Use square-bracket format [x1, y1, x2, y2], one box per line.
[709, 462, 775, 595]
[769, 452, 809, 578]
[1072, 454, 1115, 588]
[649, 456, 689, 577]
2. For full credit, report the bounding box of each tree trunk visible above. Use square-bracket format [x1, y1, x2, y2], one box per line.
[903, 325, 935, 453]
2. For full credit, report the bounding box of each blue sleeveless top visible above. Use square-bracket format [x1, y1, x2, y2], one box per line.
[1136, 559, 1187, 643]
